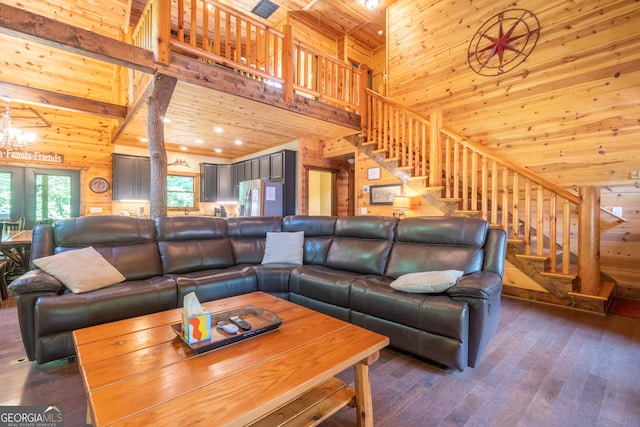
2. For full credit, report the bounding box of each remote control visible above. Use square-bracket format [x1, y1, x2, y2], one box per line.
[229, 315, 252, 331]
[216, 320, 239, 334]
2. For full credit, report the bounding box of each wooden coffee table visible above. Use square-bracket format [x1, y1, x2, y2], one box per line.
[73, 292, 389, 426]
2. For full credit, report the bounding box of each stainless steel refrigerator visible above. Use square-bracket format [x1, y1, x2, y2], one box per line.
[238, 179, 284, 216]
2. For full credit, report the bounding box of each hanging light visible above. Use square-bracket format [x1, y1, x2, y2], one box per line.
[0, 101, 37, 148]
[365, 0, 380, 9]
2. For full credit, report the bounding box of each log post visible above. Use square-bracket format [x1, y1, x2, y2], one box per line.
[577, 186, 601, 295]
[147, 73, 177, 219]
[152, 0, 171, 65]
[359, 64, 368, 133]
[282, 24, 294, 103]
[429, 110, 442, 186]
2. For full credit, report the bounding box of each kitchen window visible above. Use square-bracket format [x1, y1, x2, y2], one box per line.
[167, 174, 195, 208]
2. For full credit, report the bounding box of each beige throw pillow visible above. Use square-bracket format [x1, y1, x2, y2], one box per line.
[390, 270, 464, 293]
[262, 231, 304, 265]
[33, 246, 126, 294]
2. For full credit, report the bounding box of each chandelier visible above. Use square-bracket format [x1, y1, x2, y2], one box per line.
[0, 101, 37, 148]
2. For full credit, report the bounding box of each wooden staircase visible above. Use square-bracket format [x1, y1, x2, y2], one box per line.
[344, 89, 623, 313]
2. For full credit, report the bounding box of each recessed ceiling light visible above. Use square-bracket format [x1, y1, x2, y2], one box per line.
[214, 127, 224, 133]
[163, 118, 171, 123]
[139, 137, 148, 142]
[180, 146, 188, 151]
[234, 139, 243, 145]
[196, 139, 203, 144]
[377, 30, 384, 36]
[214, 148, 222, 153]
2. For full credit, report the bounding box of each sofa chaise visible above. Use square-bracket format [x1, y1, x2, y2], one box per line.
[9, 214, 507, 370]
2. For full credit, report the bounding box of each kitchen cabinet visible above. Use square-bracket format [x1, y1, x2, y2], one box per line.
[217, 164, 236, 201]
[112, 154, 150, 200]
[259, 156, 271, 179]
[200, 163, 218, 202]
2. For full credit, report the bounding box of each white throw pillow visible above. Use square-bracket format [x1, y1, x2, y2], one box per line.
[262, 231, 304, 265]
[390, 270, 464, 293]
[33, 246, 126, 294]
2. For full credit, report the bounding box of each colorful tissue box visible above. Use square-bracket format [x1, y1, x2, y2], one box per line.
[181, 311, 212, 344]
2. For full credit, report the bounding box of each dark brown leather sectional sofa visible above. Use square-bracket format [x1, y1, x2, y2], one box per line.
[10, 214, 507, 370]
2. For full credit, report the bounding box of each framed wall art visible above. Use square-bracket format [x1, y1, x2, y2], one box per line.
[367, 167, 381, 180]
[369, 184, 402, 205]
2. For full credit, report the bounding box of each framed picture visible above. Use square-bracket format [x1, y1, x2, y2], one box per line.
[367, 167, 381, 180]
[370, 184, 402, 205]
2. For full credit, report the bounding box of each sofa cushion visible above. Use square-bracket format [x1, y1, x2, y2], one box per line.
[390, 270, 464, 293]
[170, 265, 258, 304]
[155, 216, 235, 274]
[53, 216, 163, 280]
[227, 217, 282, 264]
[325, 216, 397, 275]
[289, 265, 360, 308]
[282, 215, 337, 265]
[350, 276, 469, 341]
[385, 217, 488, 278]
[262, 231, 304, 264]
[33, 247, 125, 294]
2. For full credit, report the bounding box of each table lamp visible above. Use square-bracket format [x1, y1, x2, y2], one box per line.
[393, 196, 411, 218]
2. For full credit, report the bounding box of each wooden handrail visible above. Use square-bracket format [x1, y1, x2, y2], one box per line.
[440, 127, 580, 206]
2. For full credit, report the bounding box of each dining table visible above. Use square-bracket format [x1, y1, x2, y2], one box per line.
[1, 228, 33, 282]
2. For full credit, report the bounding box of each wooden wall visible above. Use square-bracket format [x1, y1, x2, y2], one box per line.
[385, 0, 640, 295]
[0, 109, 118, 217]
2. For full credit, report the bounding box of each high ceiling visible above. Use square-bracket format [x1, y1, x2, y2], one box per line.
[0, 0, 390, 160]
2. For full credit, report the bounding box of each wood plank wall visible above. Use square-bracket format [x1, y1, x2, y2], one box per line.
[384, 0, 640, 296]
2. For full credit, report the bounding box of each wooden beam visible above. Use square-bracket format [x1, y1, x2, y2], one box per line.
[0, 3, 158, 74]
[147, 73, 177, 219]
[0, 81, 127, 119]
[165, 53, 361, 130]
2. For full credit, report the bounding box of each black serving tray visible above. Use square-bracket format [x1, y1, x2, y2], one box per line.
[171, 305, 283, 354]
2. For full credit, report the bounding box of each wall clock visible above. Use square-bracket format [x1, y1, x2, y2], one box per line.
[89, 177, 110, 194]
[467, 9, 540, 76]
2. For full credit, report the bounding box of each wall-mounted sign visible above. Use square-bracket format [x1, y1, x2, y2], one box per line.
[0, 148, 64, 163]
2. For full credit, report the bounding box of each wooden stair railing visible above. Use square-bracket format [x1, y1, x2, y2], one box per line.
[362, 89, 616, 301]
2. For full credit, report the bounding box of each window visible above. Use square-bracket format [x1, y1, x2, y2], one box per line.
[0, 172, 11, 220]
[167, 175, 195, 208]
[36, 173, 72, 221]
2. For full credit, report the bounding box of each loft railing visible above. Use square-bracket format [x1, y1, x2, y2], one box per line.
[130, 0, 365, 112]
[364, 88, 603, 296]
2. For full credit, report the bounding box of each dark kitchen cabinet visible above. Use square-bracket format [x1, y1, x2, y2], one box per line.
[270, 150, 296, 181]
[112, 154, 150, 201]
[259, 156, 271, 179]
[200, 163, 218, 202]
[217, 164, 236, 201]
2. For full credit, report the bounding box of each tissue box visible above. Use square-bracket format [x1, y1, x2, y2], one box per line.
[181, 310, 212, 344]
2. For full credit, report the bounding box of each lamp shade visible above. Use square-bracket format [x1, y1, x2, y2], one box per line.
[392, 196, 411, 210]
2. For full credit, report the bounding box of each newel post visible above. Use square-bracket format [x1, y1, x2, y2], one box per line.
[152, 0, 171, 65]
[577, 186, 601, 295]
[359, 64, 369, 134]
[282, 24, 294, 103]
[429, 110, 442, 186]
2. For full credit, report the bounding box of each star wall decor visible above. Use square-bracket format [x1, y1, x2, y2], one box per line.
[467, 9, 540, 76]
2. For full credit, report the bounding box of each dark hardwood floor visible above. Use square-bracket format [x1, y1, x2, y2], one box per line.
[1, 294, 638, 426]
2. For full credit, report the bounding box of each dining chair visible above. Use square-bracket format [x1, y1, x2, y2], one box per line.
[4, 220, 22, 232]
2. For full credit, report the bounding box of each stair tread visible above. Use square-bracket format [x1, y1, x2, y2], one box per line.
[568, 280, 615, 301]
[407, 175, 427, 181]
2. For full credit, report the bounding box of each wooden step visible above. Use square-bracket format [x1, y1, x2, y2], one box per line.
[371, 149, 387, 154]
[396, 166, 414, 171]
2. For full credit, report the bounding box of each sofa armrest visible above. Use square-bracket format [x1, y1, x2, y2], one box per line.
[8, 269, 65, 296]
[446, 271, 502, 299]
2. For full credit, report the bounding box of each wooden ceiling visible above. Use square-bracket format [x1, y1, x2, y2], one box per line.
[0, 0, 388, 160]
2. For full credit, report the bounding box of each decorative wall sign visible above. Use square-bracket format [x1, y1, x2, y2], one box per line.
[0, 148, 64, 163]
[367, 167, 381, 180]
[89, 177, 110, 194]
[467, 9, 540, 76]
[370, 184, 402, 205]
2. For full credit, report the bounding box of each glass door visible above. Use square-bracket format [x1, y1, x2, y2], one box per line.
[0, 166, 80, 229]
[24, 168, 80, 228]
